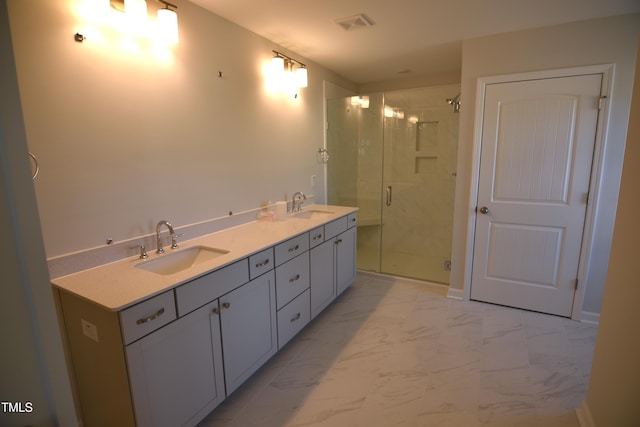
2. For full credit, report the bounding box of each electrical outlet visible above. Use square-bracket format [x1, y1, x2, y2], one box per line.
[444, 260, 452, 271]
[81, 319, 99, 342]
[311, 175, 317, 188]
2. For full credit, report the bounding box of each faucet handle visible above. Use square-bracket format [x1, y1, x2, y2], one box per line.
[140, 245, 148, 259]
[171, 233, 185, 249]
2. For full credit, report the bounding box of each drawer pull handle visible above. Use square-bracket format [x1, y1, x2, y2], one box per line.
[313, 234, 322, 240]
[136, 308, 165, 325]
[212, 307, 220, 315]
[289, 274, 300, 283]
[255, 259, 270, 268]
[335, 238, 343, 245]
[288, 244, 299, 252]
[351, 218, 356, 223]
[290, 312, 301, 323]
[222, 302, 231, 309]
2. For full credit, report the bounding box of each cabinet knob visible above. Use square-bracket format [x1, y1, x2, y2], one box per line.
[212, 307, 220, 315]
[290, 312, 301, 323]
[222, 302, 231, 309]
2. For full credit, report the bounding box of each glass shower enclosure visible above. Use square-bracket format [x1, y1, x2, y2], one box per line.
[326, 84, 460, 284]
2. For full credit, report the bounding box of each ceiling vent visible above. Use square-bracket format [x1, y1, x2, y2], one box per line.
[334, 14, 375, 31]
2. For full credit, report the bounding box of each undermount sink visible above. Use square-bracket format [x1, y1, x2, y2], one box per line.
[136, 246, 229, 275]
[292, 209, 334, 219]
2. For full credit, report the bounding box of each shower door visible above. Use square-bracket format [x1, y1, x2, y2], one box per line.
[327, 85, 459, 284]
[380, 87, 458, 283]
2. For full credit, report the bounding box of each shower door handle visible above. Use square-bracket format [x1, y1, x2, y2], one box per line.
[386, 185, 392, 206]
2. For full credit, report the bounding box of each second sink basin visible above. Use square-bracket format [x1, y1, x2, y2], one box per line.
[292, 209, 334, 219]
[136, 246, 229, 276]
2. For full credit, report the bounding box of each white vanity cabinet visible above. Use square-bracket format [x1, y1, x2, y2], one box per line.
[310, 239, 335, 318]
[54, 206, 357, 427]
[125, 301, 225, 427]
[336, 225, 357, 296]
[175, 261, 277, 395]
[274, 234, 311, 349]
[218, 270, 277, 394]
[310, 212, 357, 319]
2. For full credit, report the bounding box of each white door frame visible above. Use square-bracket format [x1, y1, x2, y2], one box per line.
[462, 64, 614, 320]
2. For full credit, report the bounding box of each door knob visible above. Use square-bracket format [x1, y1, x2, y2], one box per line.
[479, 206, 489, 214]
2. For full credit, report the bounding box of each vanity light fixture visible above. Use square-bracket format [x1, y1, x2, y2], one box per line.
[272, 50, 308, 89]
[107, 0, 179, 44]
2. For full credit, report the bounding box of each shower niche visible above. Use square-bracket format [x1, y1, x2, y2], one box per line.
[326, 84, 460, 285]
[415, 120, 439, 174]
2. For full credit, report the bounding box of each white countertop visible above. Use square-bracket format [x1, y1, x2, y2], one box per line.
[52, 205, 357, 312]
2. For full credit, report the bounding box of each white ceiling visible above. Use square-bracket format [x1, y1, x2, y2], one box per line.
[189, 0, 640, 84]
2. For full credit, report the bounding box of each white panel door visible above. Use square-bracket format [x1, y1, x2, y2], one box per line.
[471, 74, 602, 316]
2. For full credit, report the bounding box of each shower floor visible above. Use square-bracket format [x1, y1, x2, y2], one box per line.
[357, 246, 450, 285]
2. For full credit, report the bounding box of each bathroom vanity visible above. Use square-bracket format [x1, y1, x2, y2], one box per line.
[53, 205, 357, 427]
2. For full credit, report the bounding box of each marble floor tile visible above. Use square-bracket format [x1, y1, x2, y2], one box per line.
[198, 273, 597, 427]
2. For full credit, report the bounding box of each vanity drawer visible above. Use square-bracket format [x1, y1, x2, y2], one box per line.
[275, 253, 309, 309]
[324, 216, 348, 240]
[309, 226, 325, 248]
[249, 248, 274, 279]
[347, 212, 357, 228]
[175, 259, 249, 317]
[120, 290, 177, 345]
[277, 289, 310, 349]
[274, 233, 309, 266]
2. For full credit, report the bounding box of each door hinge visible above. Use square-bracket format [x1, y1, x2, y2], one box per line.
[597, 95, 608, 110]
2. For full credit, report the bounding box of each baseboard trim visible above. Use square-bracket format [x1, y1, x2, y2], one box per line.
[580, 311, 600, 325]
[576, 400, 596, 427]
[446, 288, 464, 300]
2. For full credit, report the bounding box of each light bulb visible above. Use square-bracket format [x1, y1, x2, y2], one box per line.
[295, 67, 308, 88]
[157, 8, 178, 44]
[125, 0, 147, 21]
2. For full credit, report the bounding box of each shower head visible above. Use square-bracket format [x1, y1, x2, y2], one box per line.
[446, 93, 460, 104]
[446, 93, 461, 113]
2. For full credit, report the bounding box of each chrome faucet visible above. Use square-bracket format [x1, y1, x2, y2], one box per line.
[156, 220, 177, 254]
[291, 192, 307, 213]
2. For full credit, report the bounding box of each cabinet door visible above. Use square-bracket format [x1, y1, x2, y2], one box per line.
[126, 301, 225, 427]
[220, 270, 277, 394]
[310, 239, 336, 319]
[336, 226, 357, 296]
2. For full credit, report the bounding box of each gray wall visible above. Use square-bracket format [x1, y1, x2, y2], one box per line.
[585, 36, 640, 427]
[450, 13, 640, 315]
[1, 1, 76, 425]
[7, 0, 353, 259]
